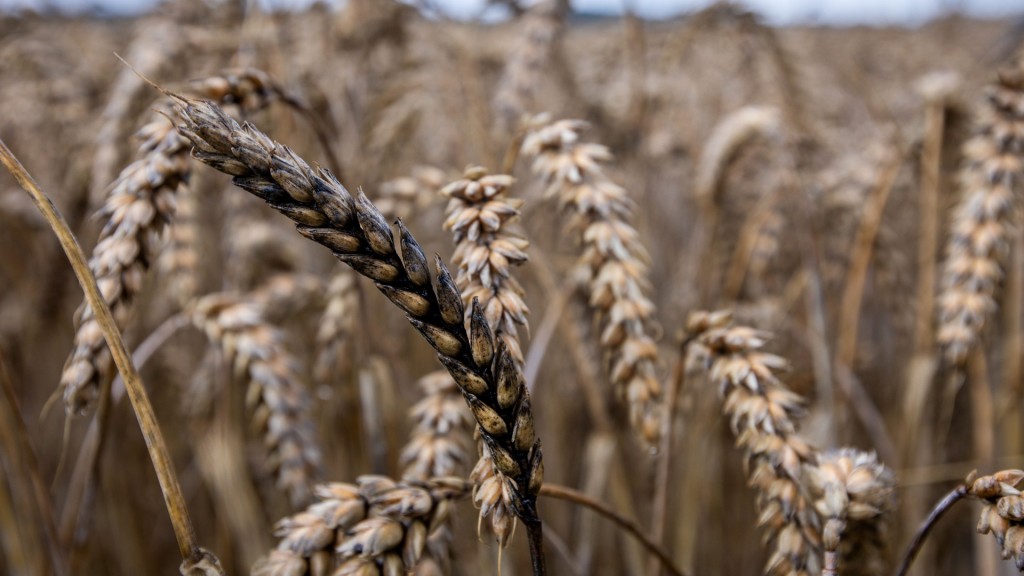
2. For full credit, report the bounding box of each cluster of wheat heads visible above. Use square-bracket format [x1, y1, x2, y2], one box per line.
[7, 3, 1024, 576]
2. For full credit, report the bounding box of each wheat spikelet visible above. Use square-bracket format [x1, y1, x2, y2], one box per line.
[521, 115, 662, 443]
[689, 310, 822, 576]
[160, 170, 199, 307]
[441, 166, 530, 546]
[401, 372, 473, 481]
[253, 476, 470, 576]
[938, 64, 1024, 365]
[806, 448, 896, 576]
[171, 97, 546, 557]
[60, 69, 286, 413]
[190, 292, 322, 508]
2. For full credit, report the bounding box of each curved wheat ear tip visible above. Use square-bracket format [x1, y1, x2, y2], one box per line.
[521, 114, 663, 444]
[689, 311, 822, 576]
[190, 292, 322, 508]
[969, 469, 1024, 570]
[937, 63, 1024, 366]
[253, 476, 470, 576]
[807, 449, 896, 576]
[60, 68, 286, 414]
[171, 96, 544, 541]
[694, 106, 781, 205]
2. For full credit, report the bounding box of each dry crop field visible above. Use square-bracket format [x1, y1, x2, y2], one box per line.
[3, 1, 1024, 575]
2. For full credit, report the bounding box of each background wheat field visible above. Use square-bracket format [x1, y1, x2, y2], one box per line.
[3, 1, 1024, 575]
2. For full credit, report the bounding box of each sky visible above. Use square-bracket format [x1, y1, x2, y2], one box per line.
[0, 0, 1021, 26]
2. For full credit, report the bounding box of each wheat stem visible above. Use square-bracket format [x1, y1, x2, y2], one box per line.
[896, 485, 968, 576]
[0, 138, 220, 574]
[539, 483, 687, 576]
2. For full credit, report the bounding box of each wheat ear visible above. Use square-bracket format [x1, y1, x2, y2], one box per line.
[938, 64, 1024, 366]
[170, 96, 547, 574]
[521, 115, 662, 444]
[399, 371, 473, 575]
[254, 476, 470, 576]
[689, 310, 822, 576]
[190, 292, 322, 508]
[60, 69, 286, 413]
[898, 469, 1024, 575]
[806, 449, 896, 576]
[442, 166, 530, 546]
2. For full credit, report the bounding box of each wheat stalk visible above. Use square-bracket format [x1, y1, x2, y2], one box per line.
[170, 95, 547, 574]
[521, 115, 663, 444]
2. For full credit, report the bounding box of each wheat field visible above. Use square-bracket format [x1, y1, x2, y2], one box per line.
[2, 1, 1024, 575]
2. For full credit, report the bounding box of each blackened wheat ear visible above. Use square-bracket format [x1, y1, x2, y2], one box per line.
[169, 95, 547, 574]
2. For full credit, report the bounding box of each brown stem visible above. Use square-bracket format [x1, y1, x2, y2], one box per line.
[835, 146, 903, 371]
[526, 518, 548, 576]
[0, 139, 217, 571]
[540, 484, 688, 576]
[647, 335, 693, 576]
[895, 484, 968, 576]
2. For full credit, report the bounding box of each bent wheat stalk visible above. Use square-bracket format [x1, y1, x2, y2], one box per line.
[169, 95, 547, 575]
[0, 139, 222, 576]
